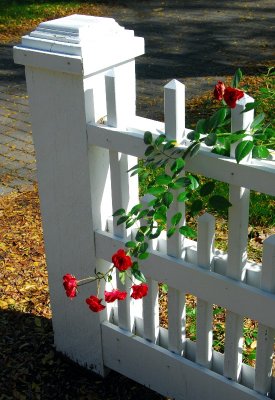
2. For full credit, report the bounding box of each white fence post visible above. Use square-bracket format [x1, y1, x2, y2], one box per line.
[13, 14, 144, 375]
[224, 94, 254, 381]
[164, 79, 186, 355]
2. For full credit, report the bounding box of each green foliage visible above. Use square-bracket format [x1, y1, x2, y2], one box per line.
[113, 68, 274, 287]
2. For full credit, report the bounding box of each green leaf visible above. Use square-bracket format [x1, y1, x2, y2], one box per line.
[167, 227, 176, 238]
[250, 113, 265, 130]
[207, 108, 227, 131]
[170, 158, 185, 174]
[125, 219, 136, 229]
[144, 131, 153, 145]
[153, 210, 166, 224]
[145, 145, 155, 156]
[132, 268, 147, 283]
[188, 175, 199, 190]
[125, 241, 137, 248]
[130, 169, 139, 177]
[179, 225, 197, 238]
[187, 130, 200, 141]
[127, 164, 139, 173]
[252, 145, 270, 159]
[147, 198, 158, 207]
[117, 215, 129, 225]
[200, 181, 215, 197]
[196, 119, 206, 134]
[177, 191, 188, 202]
[135, 229, 145, 242]
[235, 140, 254, 163]
[173, 177, 191, 189]
[189, 142, 201, 158]
[241, 102, 257, 113]
[204, 132, 217, 146]
[209, 195, 232, 211]
[171, 212, 182, 226]
[140, 242, 149, 253]
[131, 261, 139, 271]
[126, 219, 136, 229]
[130, 204, 143, 215]
[163, 140, 176, 151]
[119, 271, 126, 285]
[155, 134, 166, 146]
[160, 283, 168, 293]
[137, 209, 149, 220]
[232, 68, 242, 88]
[156, 174, 173, 185]
[147, 186, 167, 196]
[148, 228, 162, 239]
[138, 252, 150, 260]
[163, 192, 173, 207]
[190, 199, 203, 215]
[113, 208, 125, 217]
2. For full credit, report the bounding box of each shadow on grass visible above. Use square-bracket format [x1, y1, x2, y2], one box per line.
[0, 308, 165, 400]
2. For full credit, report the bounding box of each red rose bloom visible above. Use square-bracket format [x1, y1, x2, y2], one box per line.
[213, 81, 225, 101]
[223, 87, 244, 108]
[112, 249, 132, 271]
[86, 295, 106, 312]
[63, 274, 77, 298]
[130, 283, 148, 299]
[104, 289, 127, 303]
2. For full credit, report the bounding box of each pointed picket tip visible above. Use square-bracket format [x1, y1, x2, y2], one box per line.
[164, 79, 185, 90]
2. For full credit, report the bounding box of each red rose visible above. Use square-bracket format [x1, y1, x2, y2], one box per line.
[213, 81, 225, 101]
[112, 249, 132, 271]
[130, 283, 148, 299]
[86, 295, 106, 312]
[223, 87, 244, 108]
[63, 274, 77, 298]
[104, 289, 127, 303]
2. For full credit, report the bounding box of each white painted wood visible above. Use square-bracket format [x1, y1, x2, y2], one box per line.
[14, 15, 145, 77]
[101, 321, 267, 400]
[87, 123, 275, 196]
[105, 62, 136, 129]
[196, 213, 215, 368]
[164, 79, 185, 143]
[95, 230, 275, 329]
[142, 277, 160, 343]
[24, 66, 108, 375]
[224, 95, 254, 382]
[254, 235, 275, 396]
[140, 196, 160, 344]
[15, 15, 145, 377]
[164, 79, 186, 355]
[106, 61, 139, 332]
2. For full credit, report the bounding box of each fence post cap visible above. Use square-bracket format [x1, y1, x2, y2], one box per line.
[13, 14, 145, 75]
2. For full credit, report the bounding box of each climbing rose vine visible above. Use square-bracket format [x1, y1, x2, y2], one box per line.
[63, 68, 274, 312]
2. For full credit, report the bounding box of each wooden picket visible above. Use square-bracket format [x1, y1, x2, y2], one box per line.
[14, 14, 275, 400]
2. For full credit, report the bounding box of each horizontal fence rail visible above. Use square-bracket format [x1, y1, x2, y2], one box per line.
[87, 120, 275, 197]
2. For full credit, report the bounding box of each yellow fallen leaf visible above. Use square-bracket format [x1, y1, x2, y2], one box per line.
[251, 340, 257, 349]
[6, 298, 16, 305]
[0, 300, 8, 308]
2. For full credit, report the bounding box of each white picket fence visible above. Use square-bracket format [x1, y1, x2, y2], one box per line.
[14, 15, 275, 400]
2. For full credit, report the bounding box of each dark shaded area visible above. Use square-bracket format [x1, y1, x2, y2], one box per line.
[0, 309, 165, 399]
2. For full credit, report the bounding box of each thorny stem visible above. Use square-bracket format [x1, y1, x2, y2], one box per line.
[77, 266, 115, 286]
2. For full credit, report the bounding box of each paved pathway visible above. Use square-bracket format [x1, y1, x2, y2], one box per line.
[0, 0, 274, 195]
